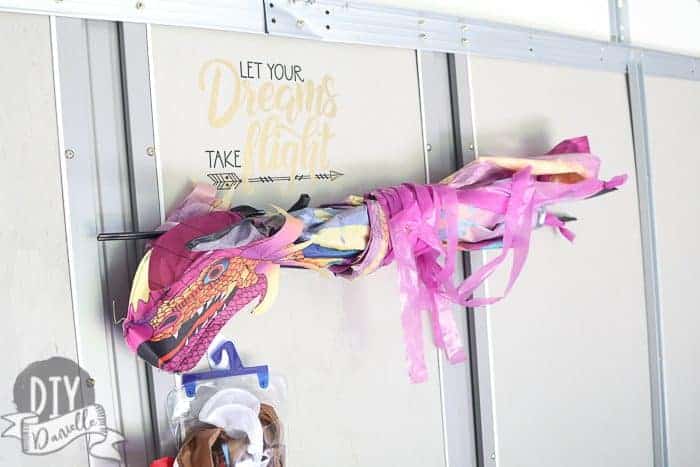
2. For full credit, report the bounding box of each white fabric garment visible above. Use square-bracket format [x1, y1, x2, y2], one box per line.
[198, 388, 265, 465]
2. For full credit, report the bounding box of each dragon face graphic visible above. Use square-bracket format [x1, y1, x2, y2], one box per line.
[124, 208, 299, 373]
[128, 253, 273, 373]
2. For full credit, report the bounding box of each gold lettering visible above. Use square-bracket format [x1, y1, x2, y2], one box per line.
[258, 82, 274, 112]
[321, 75, 338, 118]
[199, 59, 240, 128]
[200, 60, 339, 182]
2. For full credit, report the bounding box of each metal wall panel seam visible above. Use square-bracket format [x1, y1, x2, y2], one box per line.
[415, 50, 448, 467]
[265, 0, 630, 74]
[448, 52, 497, 467]
[4, 0, 700, 80]
[53, 17, 162, 467]
[626, 57, 669, 467]
[417, 50, 479, 467]
[120, 22, 178, 458]
[147, 24, 167, 225]
[117, 23, 162, 463]
[85, 19, 156, 467]
[119, 22, 161, 246]
[609, 0, 630, 43]
[416, 51, 432, 182]
[50, 14, 91, 463]
[641, 49, 699, 81]
[85, 21, 129, 465]
[53, 17, 122, 467]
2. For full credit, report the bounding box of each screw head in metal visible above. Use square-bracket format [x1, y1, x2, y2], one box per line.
[136, 1, 144, 10]
[419, 32, 428, 40]
[425, 143, 432, 152]
[468, 143, 475, 151]
[490, 452, 496, 460]
[64, 149, 75, 159]
[296, 19, 305, 28]
[462, 38, 469, 46]
[146, 146, 155, 157]
[86, 377, 96, 387]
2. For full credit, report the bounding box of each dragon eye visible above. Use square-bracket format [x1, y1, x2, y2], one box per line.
[203, 258, 230, 284]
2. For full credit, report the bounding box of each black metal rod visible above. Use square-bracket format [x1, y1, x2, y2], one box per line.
[96, 213, 580, 242]
[97, 231, 163, 241]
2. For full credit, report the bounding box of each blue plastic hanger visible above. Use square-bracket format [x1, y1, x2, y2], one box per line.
[181, 340, 269, 397]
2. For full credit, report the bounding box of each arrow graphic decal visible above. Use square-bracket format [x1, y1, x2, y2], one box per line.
[208, 172, 242, 191]
[207, 170, 344, 190]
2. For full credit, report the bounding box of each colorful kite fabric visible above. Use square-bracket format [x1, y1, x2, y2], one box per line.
[124, 136, 625, 382]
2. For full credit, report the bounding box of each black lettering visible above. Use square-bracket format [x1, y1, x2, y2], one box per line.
[213, 150, 225, 168]
[292, 64, 304, 82]
[239, 61, 250, 79]
[205, 150, 216, 168]
[32, 428, 48, 450]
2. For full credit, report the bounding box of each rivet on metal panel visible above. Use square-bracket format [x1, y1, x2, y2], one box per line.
[64, 148, 75, 159]
[419, 32, 428, 40]
[146, 146, 155, 157]
[467, 143, 475, 151]
[296, 19, 305, 28]
[462, 38, 469, 46]
[489, 452, 496, 461]
[425, 143, 432, 152]
[135, 1, 144, 10]
[86, 377, 96, 387]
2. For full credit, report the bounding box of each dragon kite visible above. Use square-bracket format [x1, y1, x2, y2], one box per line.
[124, 137, 625, 382]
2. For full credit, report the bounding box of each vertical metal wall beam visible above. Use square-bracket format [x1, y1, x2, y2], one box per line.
[609, 0, 630, 43]
[448, 52, 497, 467]
[120, 22, 161, 238]
[626, 56, 669, 467]
[417, 50, 478, 467]
[52, 16, 154, 467]
[119, 22, 177, 458]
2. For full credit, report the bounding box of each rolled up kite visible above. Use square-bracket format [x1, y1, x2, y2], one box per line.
[124, 136, 625, 382]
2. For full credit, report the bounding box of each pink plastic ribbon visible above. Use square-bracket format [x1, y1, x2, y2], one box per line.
[372, 137, 627, 383]
[455, 166, 536, 307]
[374, 184, 467, 383]
[377, 167, 542, 382]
